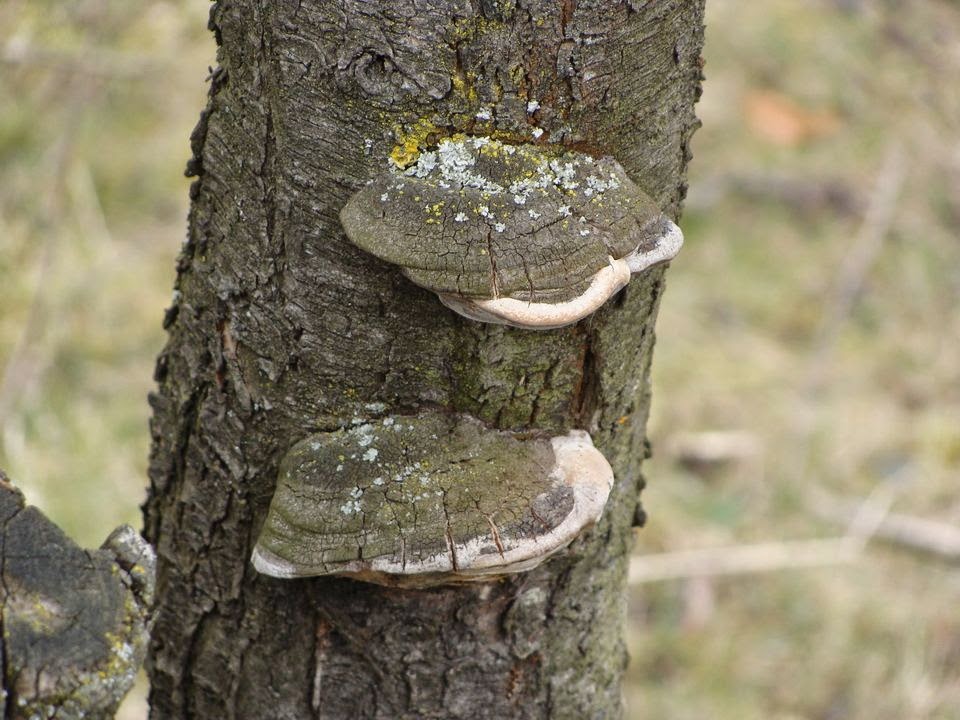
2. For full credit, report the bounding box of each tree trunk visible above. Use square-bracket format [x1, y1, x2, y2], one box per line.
[144, 1, 704, 718]
[0, 471, 154, 720]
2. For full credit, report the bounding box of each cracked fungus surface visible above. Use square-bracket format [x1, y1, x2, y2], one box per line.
[340, 136, 667, 303]
[255, 412, 575, 575]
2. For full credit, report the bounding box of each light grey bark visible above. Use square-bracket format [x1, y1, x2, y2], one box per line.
[144, 1, 704, 718]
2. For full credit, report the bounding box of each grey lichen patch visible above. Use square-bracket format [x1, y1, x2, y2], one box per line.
[251, 412, 614, 587]
[340, 136, 682, 329]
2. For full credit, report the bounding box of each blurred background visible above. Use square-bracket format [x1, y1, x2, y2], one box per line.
[1, 0, 958, 718]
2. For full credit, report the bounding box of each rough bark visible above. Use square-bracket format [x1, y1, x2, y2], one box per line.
[0, 470, 154, 719]
[144, 1, 704, 718]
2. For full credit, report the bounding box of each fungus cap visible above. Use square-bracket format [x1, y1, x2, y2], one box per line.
[251, 413, 614, 587]
[340, 137, 683, 329]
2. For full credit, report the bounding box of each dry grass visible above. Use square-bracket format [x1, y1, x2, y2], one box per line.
[630, 1, 960, 717]
[0, 0, 211, 544]
[1, 0, 958, 718]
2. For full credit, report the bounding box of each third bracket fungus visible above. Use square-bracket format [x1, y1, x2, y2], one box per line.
[340, 136, 683, 329]
[251, 412, 614, 587]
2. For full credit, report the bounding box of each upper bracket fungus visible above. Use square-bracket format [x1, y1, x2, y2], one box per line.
[340, 136, 683, 329]
[251, 412, 614, 587]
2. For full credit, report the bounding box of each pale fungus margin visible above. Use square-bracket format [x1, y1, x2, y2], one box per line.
[340, 135, 683, 329]
[250, 412, 614, 587]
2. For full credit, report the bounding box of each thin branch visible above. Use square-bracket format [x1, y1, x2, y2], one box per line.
[804, 142, 906, 397]
[628, 484, 896, 584]
[812, 495, 960, 563]
[0, 80, 92, 426]
[628, 537, 862, 584]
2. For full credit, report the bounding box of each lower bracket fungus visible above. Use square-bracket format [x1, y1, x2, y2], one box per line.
[251, 412, 614, 587]
[340, 136, 683, 329]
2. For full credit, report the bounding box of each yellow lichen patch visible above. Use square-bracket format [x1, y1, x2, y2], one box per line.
[6, 591, 66, 634]
[451, 15, 503, 42]
[390, 118, 443, 169]
[477, 142, 508, 161]
[451, 72, 478, 103]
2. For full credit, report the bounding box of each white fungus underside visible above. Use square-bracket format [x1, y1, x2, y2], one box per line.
[250, 430, 614, 583]
[434, 219, 684, 329]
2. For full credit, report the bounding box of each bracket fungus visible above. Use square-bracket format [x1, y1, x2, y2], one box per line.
[251, 412, 614, 587]
[340, 136, 683, 329]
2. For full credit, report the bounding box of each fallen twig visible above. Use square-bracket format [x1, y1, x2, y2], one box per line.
[628, 485, 896, 584]
[628, 537, 863, 584]
[813, 497, 960, 563]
